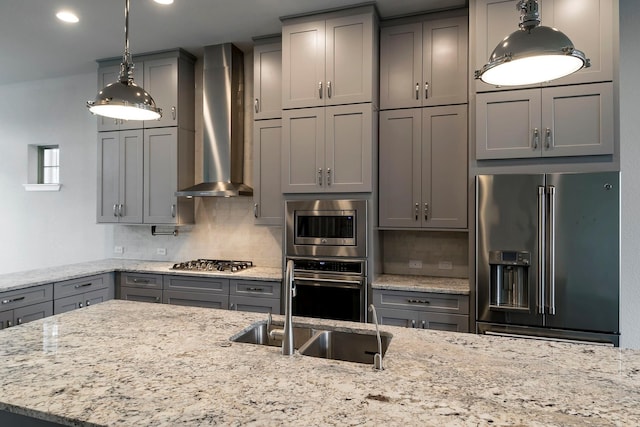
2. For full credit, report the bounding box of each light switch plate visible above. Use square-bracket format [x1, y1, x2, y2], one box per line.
[114, 246, 124, 254]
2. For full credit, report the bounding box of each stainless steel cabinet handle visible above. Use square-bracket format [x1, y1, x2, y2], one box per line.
[537, 185, 546, 315]
[407, 299, 430, 304]
[425, 82, 429, 99]
[171, 204, 176, 218]
[132, 278, 150, 284]
[548, 185, 556, 315]
[254, 98, 259, 114]
[17, 318, 22, 325]
[318, 81, 323, 99]
[533, 128, 539, 150]
[246, 287, 264, 292]
[421, 320, 426, 329]
[253, 203, 259, 218]
[171, 106, 176, 121]
[327, 81, 332, 98]
[327, 168, 331, 186]
[415, 202, 419, 221]
[415, 83, 419, 100]
[2, 296, 25, 304]
[318, 168, 323, 186]
[424, 203, 429, 221]
[294, 277, 363, 286]
[113, 204, 118, 217]
[410, 319, 416, 328]
[74, 283, 92, 289]
[119, 204, 124, 217]
[545, 128, 552, 149]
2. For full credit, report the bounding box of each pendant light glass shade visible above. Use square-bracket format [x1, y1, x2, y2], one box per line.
[475, 0, 590, 86]
[87, 0, 162, 121]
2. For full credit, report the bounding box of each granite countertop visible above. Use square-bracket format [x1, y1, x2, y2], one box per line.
[0, 260, 283, 293]
[373, 274, 470, 295]
[0, 300, 638, 426]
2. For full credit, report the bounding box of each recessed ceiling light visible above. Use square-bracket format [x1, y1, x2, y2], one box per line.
[56, 10, 79, 23]
[154, 0, 174, 4]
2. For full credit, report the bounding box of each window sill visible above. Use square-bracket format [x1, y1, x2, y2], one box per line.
[22, 184, 62, 192]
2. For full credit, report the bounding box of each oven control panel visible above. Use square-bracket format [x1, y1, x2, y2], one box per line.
[292, 259, 364, 275]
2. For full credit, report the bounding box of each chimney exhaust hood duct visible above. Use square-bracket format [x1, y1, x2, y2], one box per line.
[176, 43, 252, 198]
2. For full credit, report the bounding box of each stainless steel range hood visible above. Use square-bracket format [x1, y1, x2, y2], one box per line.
[176, 43, 252, 197]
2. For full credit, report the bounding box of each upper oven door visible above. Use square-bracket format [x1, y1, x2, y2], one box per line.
[286, 199, 367, 258]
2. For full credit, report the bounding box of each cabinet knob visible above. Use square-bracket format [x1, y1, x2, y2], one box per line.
[79, 302, 83, 308]
[113, 204, 118, 217]
[424, 203, 429, 221]
[318, 168, 323, 186]
[119, 204, 124, 217]
[171, 204, 176, 218]
[532, 128, 540, 150]
[254, 98, 259, 114]
[425, 82, 429, 99]
[545, 128, 553, 149]
[171, 106, 176, 121]
[410, 319, 416, 328]
[421, 320, 426, 329]
[415, 202, 419, 221]
[253, 203, 259, 218]
[318, 81, 323, 99]
[327, 81, 332, 98]
[16, 318, 22, 325]
[86, 300, 91, 307]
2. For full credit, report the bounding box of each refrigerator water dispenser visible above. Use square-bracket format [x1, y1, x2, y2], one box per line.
[489, 251, 530, 310]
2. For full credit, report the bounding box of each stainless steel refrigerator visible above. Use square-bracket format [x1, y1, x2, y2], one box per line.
[476, 172, 620, 346]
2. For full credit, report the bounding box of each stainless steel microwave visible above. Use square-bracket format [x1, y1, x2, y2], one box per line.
[285, 199, 367, 258]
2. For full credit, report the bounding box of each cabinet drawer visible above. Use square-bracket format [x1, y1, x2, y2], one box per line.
[164, 275, 229, 293]
[119, 286, 162, 304]
[0, 284, 52, 311]
[120, 273, 163, 290]
[373, 289, 469, 315]
[163, 290, 229, 309]
[229, 279, 281, 298]
[230, 295, 280, 314]
[54, 288, 112, 314]
[54, 273, 113, 299]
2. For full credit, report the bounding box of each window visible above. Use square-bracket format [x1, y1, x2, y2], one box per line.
[38, 145, 60, 184]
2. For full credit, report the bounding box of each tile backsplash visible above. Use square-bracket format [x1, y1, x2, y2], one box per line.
[382, 230, 468, 278]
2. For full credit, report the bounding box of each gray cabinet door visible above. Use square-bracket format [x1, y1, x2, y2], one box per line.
[422, 16, 468, 107]
[420, 312, 469, 332]
[119, 286, 162, 304]
[325, 104, 373, 192]
[375, 307, 420, 328]
[253, 119, 283, 225]
[229, 295, 279, 314]
[378, 109, 422, 228]
[325, 12, 375, 106]
[144, 127, 178, 224]
[54, 293, 84, 314]
[380, 23, 422, 110]
[541, 82, 614, 157]
[253, 42, 282, 120]
[97, 132, 121, 223]
[421, 104, 467, 229]
[143, 57, 178, 128]
[476, 89, 542, 160]
[282, 108, 325, 193]
[14, 301, 53, 326]
[282, 20, 325, 109]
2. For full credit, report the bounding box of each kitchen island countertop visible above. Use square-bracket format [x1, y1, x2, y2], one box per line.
[0, 300, 638, 426]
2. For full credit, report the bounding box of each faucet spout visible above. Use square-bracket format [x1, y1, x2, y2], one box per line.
[270, 260, 296, 355]
[368, 304, 384, 371]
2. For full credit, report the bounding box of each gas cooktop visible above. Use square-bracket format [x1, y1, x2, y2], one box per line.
[171, 259, 253, 273]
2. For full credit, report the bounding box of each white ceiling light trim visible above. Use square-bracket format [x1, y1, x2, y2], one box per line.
[475, 0, 590, 86]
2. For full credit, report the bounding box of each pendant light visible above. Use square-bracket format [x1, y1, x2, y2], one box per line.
[475, 0, 590, 86]
[86, 0, 162, 121]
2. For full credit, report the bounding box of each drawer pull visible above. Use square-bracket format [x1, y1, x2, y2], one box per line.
[246, 287, 264, 292]
[407, 299, 430, 304]
[132, 278, 150, 284]
[74, 283, 93, 289]
[2, 296, 25, 304]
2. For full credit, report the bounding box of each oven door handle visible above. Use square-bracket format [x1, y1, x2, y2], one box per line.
[294, 277, 362, 289]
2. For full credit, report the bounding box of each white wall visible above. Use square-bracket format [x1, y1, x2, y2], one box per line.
[619, 0, 640, 349]
[0, 73, 112, 274]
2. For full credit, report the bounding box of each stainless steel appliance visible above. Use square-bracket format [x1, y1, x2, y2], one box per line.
[476, 172, 620, 346]
[285, 199, 367, 258]
[285, 199, 368, 321]
[171, 259, 253, 273]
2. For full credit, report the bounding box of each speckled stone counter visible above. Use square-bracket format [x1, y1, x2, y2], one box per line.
[0, 300, 638, 426]
[373, 274, 470, 295]
[0, 259, 282, 293]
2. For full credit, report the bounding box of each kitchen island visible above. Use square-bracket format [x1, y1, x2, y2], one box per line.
[0, 300, 638, 426]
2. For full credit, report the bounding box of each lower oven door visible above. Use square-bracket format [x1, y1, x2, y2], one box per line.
[292, 274, 364, 322]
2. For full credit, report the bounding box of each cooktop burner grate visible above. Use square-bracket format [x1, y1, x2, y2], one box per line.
[171, 259, 253, 273]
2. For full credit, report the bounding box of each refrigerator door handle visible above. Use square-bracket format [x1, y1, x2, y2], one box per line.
[537, 185, 546, 315]
[548, 185, 556, 315]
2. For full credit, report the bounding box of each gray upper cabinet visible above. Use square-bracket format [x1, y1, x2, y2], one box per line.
[253, 41, 282, 120]
[282, 104, 374, 193]
[143, 127, 195, 224]
[253, 119, 283, 225]
[282, 6, 377, 109]
[473, 0, 614, 93]
[97, 130, 143, 223]
[380, 15, 468, 110]
[379, 104, 467, 229]
[476, 82, 614, 159]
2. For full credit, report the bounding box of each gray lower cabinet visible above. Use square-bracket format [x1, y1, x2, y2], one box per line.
[0, 284, 53, 329]
[162, 276, 229, 309]
[118, 273, 164, 303]
[229, 279, 281, 314]
[372, 288, 469, 332]
[53, 273, 115, 314]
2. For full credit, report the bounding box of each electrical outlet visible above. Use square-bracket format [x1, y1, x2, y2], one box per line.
[156, 248, 167, 256]
[409, 260, 422, 269]
[438, 261, 453, 270]
[114, 246, 124, 254]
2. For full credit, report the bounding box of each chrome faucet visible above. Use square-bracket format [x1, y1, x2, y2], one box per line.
[368, 304, 384, 370]
[269, 259, 296, 355]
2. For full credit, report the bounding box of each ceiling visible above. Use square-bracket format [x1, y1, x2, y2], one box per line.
[0, 0, 466, 86]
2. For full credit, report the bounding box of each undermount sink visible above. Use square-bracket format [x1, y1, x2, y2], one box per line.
[298, 330, 392, 364]
[230, 321, 393, 365]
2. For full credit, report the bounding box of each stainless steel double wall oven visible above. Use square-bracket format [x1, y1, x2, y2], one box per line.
[285, 199, 367, 322]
